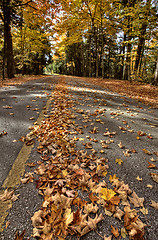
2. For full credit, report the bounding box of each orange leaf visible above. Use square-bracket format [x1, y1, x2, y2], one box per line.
[110, 196, 120, 205]
[111, 225, 119, 237]
[89, 192, 99, 203]
[147, 161, 156, 169]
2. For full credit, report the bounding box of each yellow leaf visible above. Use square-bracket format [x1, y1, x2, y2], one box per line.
[62, 169, 68, 177]
[121, 227, 127, 238]
[115, 158, 123, 165]
[109, 174, 118, 182]
[100, 188, 116, 201]
[64, 208, 73, 226]
[136, 176, 142, 181]
[140, 207, 148, 215]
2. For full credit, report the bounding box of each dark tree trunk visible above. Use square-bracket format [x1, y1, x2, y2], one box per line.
[153, 58, 158, 85]
[3, 0, 15, 78]
[134, 0, 151, 74]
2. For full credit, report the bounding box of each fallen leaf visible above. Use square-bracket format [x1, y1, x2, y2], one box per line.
[14, 230, 25, 240]
[0, 189, 18, 202]
[64, 208, 73, 226]
[140, 207, 148, 215]
[150, 200, 158, 210]
[3, 105, 13, 109]
[5, 221, 10, 229]
[121, 227, 127, 238]
[129, 191, 144, 207]
[111, 225, 119, 237]
[31, 210, 43, 227]
[147, 161, 156, 169]
[100, 188, 116, 201]
[115, 158, 123, 165]
[118, 141, 124, 149]
[150, 173, 158, 183]
[136, 176, 142, 182]
[104, 235, 112, 240]
[146, 184, 153, 189]
[109, 174, 118, 182]
[114, 207, 124, 220]
[143, 149, 152, 155]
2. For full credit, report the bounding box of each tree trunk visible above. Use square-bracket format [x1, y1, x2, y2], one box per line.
[154, 58, 158, 85]
[3, 0, 15, 78]
[134, 0, 151, 74]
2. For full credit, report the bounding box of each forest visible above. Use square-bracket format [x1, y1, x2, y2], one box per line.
[0, 0, 158, 84]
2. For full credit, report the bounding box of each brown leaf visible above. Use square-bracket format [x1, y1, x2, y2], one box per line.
[129, 191, 144, 207]
[143, 149, 152, 155]
[104, 235, 112, 240]
[89, 192, 99, 203]
[14, 230, 25, 240]
[87, 214, 104, 230]
[110, 196, 120, 205]
[147, 161, 156, 169]
[114, 207, 124, 220]
[150, 173, 158, 183]
[150, 200, 158, 210]
[111, 225, 119, 237]
[31, 210, 43, 227]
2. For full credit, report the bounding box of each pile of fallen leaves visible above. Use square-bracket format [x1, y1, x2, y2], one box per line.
[71, 76, 158, 108]
[0, 75, 50, 87]
[14, 79, 149, 240]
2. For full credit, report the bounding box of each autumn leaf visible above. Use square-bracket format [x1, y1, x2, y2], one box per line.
[87, 214, 104, 230]
[115, 158, 123, 165]
[121, 227, 127, 238]
[64, 208, 73, 226]
[104, 235, 112, 240]
[100, 188, 116, 201]
[31, 210, 43, 227]
[118, 141, 124, 149]
[147, 161, 156, 169]
[111, 225, 119, 237]
[0, 189, 19, 202]
[136, 176, 143, 182]
[109, 174, 118, 182]
[89, 192, 99, 203]
[143, 149, 152, 155]
[114, 207, 124, 220]
[14, 230, 25, 240]
[150, 200, 158, 210]
[140, 207, 148, 215]
[110, 196, 120, 205]
[150, 173, 158, 183]
[128, 191, 144, 207]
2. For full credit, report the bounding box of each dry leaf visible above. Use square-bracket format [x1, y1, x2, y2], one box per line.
[14, 230, 25, 240]
[129, 191, 144, 207]
[140, 207, 148, 215]
[104, 235, 112, 240]
[136, 176, 142, 182]
[31, 210, 43, 227]
[118, 141, 124, 149]
[147, 161, 156, 169]
[143, 149, 152, 155]
[100, 188, 116, 201]
[115, 158, 123, 165]
[111, 225, 119, 237]
[121, 227, 127, 238]
[150, 173, 158, 183]
[150, 200, 158, 210]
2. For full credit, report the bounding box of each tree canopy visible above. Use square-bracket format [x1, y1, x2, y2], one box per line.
[0, 0, 158, 84]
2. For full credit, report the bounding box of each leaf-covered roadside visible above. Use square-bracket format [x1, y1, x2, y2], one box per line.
[73, 77, 158, 108]
[9, 79, 157, 240]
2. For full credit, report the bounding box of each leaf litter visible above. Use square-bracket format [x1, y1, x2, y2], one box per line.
[4, 78, 156, 239]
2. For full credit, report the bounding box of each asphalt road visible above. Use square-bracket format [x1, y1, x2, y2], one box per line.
[0, 75, 157, 240]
